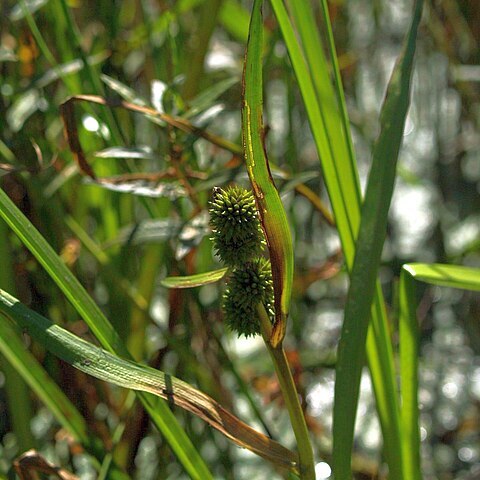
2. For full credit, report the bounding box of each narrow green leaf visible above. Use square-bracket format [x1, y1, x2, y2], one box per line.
[65, 216, 149, 312]
[399, 269, 421, 480]
[101, 74, 148, 106]
[270, 0, 360, 255]
[271, 1, 404, 476]
[0, 289, 298, 473]
[162, 268, 228, 288]
[219, 0, 253, 43]
[317, 0, 357, 170]
[333, 3, 423, 479]
[399, 263, 480, 480]
[104, 218, 182, 248]
[6, 90, 40, 132]
[35, 52, 109, 89]
[0, 188, 213, 480]
[286, 0, 358, 212]
[280, 171, 320, 194]
[10, 0, 49, 21]
[0, 188, 123, 354]
[182, 0, 224, 101]
[403, 263, 480, 290]
[399, 262, 480, 480]
[242, 0, 294, 347]
[0, 313, 130, 479]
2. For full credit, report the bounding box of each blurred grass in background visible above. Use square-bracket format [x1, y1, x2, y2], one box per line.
[0, 0, 480, 479]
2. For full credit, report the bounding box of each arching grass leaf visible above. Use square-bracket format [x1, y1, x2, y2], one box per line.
[0, 187, 213, 480]
[0, 289, 298, 473]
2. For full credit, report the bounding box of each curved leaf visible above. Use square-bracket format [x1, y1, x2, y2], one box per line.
[0, 289, 298, 473]
[104, 218, 183, 248]
[0, 187, 213, 480]
[242, 0, 293, 348]
[94, 146, 155, 160]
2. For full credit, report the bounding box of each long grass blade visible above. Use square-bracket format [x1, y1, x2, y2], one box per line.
[333, 2, 423, 478]
[0, 289, 298, 473]
[0, 319, 89, 450]
[0, 188, 213, 480]
[0, 316, 130, 479]
[399, 269, 421, 480]
[270, 1, 422, 477]
[270, 0, 359, 247]
[399, 263, 480, 480]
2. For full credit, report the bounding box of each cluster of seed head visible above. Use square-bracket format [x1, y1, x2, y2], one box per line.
[209, 186, 264, 268]
[222, 258, 275, 337]
[209, 186, 274, 337]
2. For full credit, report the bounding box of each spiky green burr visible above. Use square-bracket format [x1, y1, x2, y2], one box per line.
[222, 258, 274, 337]
[209, 186, 264, 268]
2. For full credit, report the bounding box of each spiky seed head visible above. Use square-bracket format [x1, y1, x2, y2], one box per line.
[222, 258, 274, 337]
[209, 186, 264, 267]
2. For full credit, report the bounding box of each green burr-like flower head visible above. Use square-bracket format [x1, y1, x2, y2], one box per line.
[209, 186, 264, 267]
[222, 258, 274, 337]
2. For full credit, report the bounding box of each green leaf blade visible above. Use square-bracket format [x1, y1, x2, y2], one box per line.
[0, 188, 213, 480]
[399, 262, 480, 479]
[270, 1, 409, 477]
[161, 268, 228, 288]
[0, 289, 298, 473]
[242, 0, 294, 347]
[0, 316, 90, 445]
[333, 2, 423, 478]
[404, 263, 480, 291]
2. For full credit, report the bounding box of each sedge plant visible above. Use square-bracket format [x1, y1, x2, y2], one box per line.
[209, 185, 314, 478]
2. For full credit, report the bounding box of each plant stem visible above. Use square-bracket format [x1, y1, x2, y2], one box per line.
[257, 304, 315, 480]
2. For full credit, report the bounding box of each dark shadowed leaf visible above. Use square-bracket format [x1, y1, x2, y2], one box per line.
[175, 211, 210, 260]
[184, 77, 239, 119]
[100, 74, 148, 106]
[6, 90, 41, 132]
[36, 53, 109, 88]
[0, 188, 213, 480]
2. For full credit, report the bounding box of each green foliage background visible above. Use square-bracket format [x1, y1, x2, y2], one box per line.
[0, 1, 479, 479]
